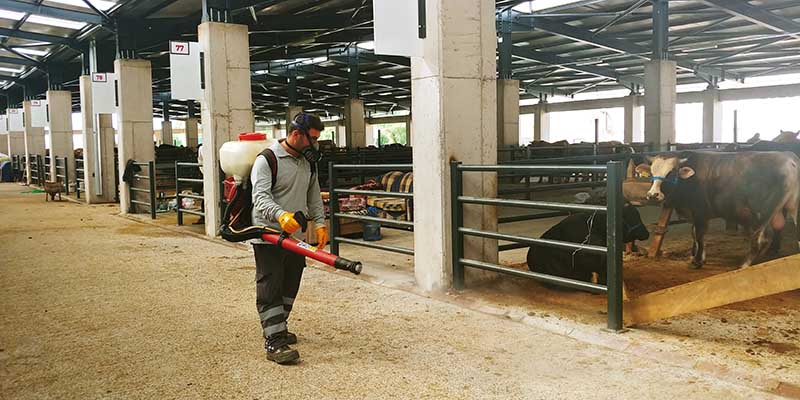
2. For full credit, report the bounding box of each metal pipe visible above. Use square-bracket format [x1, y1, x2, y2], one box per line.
[451, 161, 465, 290]
[459, 196, 606, 213]
[335, 237, 414, 256]
[459, 164, 608, 173]
[334, 188, 414, 199]
[332, 163, 412, 170]
[460, 227, 607, 254]
[606, 161, 624, 331]
[459, 258, 607, 293]
[333, 213, 413, 229]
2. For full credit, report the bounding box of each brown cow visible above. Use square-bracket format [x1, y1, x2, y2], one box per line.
[641, 151, 800, 269]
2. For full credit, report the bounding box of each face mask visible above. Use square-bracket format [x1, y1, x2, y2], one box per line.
[286, 132, 321, 164]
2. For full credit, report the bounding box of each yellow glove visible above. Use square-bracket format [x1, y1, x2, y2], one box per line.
[316, 226, 329, 249]
[278, 212, 301, 234]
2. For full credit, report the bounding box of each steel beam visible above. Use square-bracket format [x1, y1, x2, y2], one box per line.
[516, 14, 743, 82]
[3, 0, 104, 25]
[652, 0, 668, 60]
[0, 27, 73, 45]
[701, 0, 800, 41]
[0, 55, 39, 67]
[512, 47, 643, 88]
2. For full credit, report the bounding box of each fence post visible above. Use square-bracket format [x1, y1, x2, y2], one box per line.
[450, 161, 464, 290]
[148, 161, 157, 219]
[606, 161, 624, 331]
[328, 161, 340, 256]
[176, 161, 183, 226]
[64, 157, 70, 195]
[75, 158, 81, 199]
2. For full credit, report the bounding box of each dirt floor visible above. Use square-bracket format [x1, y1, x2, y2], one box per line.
[0, 183, 797, 399]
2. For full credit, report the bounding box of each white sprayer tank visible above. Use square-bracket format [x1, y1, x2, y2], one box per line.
[219, 132, 275, 183]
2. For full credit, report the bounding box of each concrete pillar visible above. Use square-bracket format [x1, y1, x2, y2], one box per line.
[185, 118, 199, 148]
[199, 22, 254, 237]
[702, 88, 723, 143]
[82, 111, 117, 204]
[497, 79, 520, 147]
[23, 100, 46, 185]
[336, 123, 346, 146]
[0, 134, 8, 156]
[46, 90, 73, 180]
[644, 60, 677, 148]
[8, 130, 25, 157]
[343, 99, 366, 148]
[624, 94, 643, 144]
[411, 0, 497, 291]
[285, 105, 303, 136]
[115, 59, 156, 214]
[404, 117, 412, 146]
[159, 121, 173, 146]
[533, 102, 550, 142]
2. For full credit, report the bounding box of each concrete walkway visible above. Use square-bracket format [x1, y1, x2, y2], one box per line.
[0, 183, 782, 399]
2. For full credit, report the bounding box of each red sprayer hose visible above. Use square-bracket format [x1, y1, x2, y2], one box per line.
[259, 232, 363, 275]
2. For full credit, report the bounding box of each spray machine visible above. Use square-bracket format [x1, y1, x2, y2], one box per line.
[217, 133, 362, 275]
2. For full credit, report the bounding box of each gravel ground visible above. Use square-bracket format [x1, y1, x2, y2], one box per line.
[0, 183, 784, 399]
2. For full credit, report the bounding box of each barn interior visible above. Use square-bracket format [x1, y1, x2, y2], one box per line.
[1, 0, 799, 398]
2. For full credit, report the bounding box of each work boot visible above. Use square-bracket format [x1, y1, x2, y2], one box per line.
[285, 331, 297, 345]
[265, 334, 299, 364]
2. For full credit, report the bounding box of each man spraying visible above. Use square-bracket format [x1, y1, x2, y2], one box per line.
[250, 112, 328, 364]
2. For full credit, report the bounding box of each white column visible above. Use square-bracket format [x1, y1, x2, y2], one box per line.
[46, 90, 73, 180]
[159, 121, 173, 146]
[343, 99, 366, 148]
[23, 100, 46, 185]
[199, 22, 254, 237]
[702, 87, 723, 143]
[185, 117, 199, 148]
[644, 60, 677, 148]
[336, 123, 346, 146]
[533, 102, 550, 142]
[404, 117, 412, 146]
[0, 134, 8, 156]
[115, 59, 156, 214]
[497, 79, 520, 147]
[411, 0, 498, 291]
[624, 94, 643, 144]
[285, 105, 303, 135]
[79, 76, 116, 203]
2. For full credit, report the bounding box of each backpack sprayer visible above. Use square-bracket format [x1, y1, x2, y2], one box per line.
[217, 133, 362, 275]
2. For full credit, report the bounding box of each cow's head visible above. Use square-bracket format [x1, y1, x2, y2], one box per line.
[640, 155, 695, 202]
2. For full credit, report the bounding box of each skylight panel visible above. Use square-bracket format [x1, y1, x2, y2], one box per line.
[47, 0, 117, 11]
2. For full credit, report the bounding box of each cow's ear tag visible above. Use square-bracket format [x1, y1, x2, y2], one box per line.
[678, 166, 695, 179]
[635, 164, 651, 177]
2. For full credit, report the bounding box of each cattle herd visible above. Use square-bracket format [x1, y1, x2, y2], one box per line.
[526, 130, 800, 288]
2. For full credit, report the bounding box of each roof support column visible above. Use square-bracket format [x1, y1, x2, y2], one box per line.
[411, 0, 498, 291]
[702, 87, 723, 143]
[644, 0, 675, 149]
[533, 99, 550, 142]
[497, 10, 519, 148]
[46, 89, 73, 181]
[115, 58, 155, 214]
[158, 99, 173, 146]
[497, 80, 520, 147]
[79, 76, 116, 203]
[343, 99, 365, 149]
[185, 100, 199, 148]
[198, 21, 254, 237]
[285, 76, 301, 139]
[624, 94, 642, 144]
[23, 99, 45, 185]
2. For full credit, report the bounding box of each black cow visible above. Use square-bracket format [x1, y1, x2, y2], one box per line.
[526, 205, 650, 286]
[641, 151, 800, 268]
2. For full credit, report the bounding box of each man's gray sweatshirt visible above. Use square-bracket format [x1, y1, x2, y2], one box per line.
[250, 141, 325, 244]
